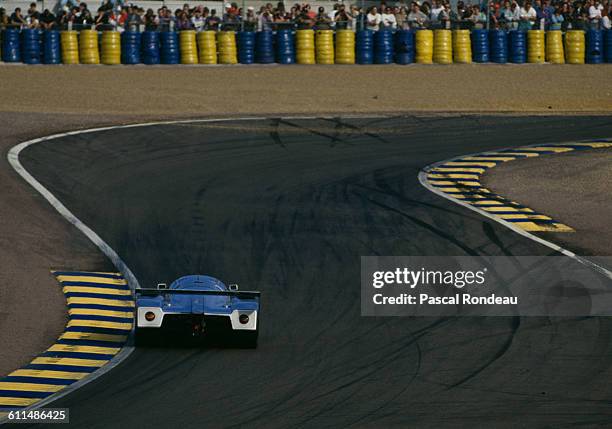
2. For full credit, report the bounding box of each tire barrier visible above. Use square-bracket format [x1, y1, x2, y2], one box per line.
[471, 29, 488, 62]
[21, 28, 41, 64]
[79, 29, 100, 64]
[197, 31, 217, 64]
[433, 29, 452, 64]
[415, 29, 433, 64]
[43, 30, 61, 64]
[605, 30, 612, 63]
[527, 30, 545, 63]
[356, 30, 374, 64]
[508, 30, 527, 63]
[237, 31, 255, 64]
[2, 28, 21, 63]
[545, 30, 564, 64]
[60, 30, 79, 64]
[316, 29, 334, 64]
[160, 31, 179, 64]
[374, 30, 394, 64]
[488, 29, 507, 63]
[121, 31, 141, 64]
[255, 31, 275, 64]
[217, 31, 237, 64]
[394, 30, 414, 64]
[101, 31, 121, 65]
[335, 29, 355, 64]
[296, 29, 315, 64]
[142, 31, 160, 64]
[179, 30, 198, 64]
[275, 29, 295, 64]
[586, 30, 603, 64]
[565, 30, 585, 64]
[452, 29, 471, 63]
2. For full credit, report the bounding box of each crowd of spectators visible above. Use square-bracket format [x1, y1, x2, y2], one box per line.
[0, 0, 610, 32]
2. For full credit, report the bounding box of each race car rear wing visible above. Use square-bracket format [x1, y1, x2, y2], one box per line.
[136, 288, 260, 299]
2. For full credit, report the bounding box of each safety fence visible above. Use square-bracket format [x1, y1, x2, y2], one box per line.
[1, 28, 611, 65]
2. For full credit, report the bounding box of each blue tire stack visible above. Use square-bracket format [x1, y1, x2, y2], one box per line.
[42, 30, 61, 64]
[356, 30, 373, 64]
[21, 28, 41, 64]
[586, 29, 604, 64]
[488, 29, 507, 63]
[471, 29, 489, 62]
[394, 30, 414, 64]
[2, 28, 22, 63]
[255, 31, 274, 64]
[605, 30, 612, 63]
[275, 29, 295, 64]
[374, 30, 394, 64]
[121, 31, 141, 64]
[160, 31, 179, 64]
[142, 31, 160, 64]
[508, 30, 526, 63]
[237, 31, 255, 64]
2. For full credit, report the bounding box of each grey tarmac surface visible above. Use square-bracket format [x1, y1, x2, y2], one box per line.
[14, 115, 612, 428]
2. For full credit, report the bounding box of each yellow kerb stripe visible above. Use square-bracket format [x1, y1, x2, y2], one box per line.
[67, 297, 134, 307]
[59, 332, 127, 343]
[0, 397, 40, 407]
[47, 344, 120, 355]
[444, 161, 497, 168]
[67, 320, 132, 330]
[56, 275, 127, 286]
[69, 308, 133, 318]
[0, 382, 64, 393]
[8, 369, 88, 380]
[63, 286, 131, 296]
[518, 147, 573, 153]
[31, 357, 107, 368]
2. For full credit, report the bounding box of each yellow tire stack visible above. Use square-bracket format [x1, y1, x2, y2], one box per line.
[452, 30, 471, 63]
[179, 30, 198, 64]
[565, 30, 585, 64]
[197, 31, 217, 64]
[545, 30, 564, 64]
[415, 30, 433, 64]
[101, 31, 121, 65]
[527, 30, 545, 63]
[217, 31, 237, 64]
[79, 29, 100, 64]
[61, 31, 79, 64]
[433, 29, 452, 64]
[296, 29, 315, 64]
[335, 30, 355, 64]
[316, 30, 334, 64]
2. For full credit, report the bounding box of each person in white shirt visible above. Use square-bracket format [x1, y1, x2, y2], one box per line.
[366, 6, 382, 30]
[588, 0, 602, 28]
[519, 0, 536, 30]
[381, 6, 397, 29]
[602, 8, 611, 29]
[429, 0, 444, 26]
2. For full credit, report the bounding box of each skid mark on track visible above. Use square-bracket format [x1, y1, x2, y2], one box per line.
[423, 140, 612, 233]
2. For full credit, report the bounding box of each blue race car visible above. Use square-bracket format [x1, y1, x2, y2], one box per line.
[135, 275, 260, 348]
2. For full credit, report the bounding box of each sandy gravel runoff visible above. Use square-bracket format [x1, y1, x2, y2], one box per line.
[1, 64, 612, 116]
[0, 64, 610, 378]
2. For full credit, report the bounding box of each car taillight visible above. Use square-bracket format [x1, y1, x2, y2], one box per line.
[239, 314, 249, 324]
[145, 311, 156, 321]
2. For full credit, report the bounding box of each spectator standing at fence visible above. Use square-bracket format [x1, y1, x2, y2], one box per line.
[380, 6, 397, 29]
[395, 5, 409, 29]
[438, 2, 451, 28]
[366, 6, 382, 30]
[429, 0, 443, 28]
[550, 6, 564, 28]
[39, 9, 56, 29]
[190, 7, 204, 31]
[352, 5, 364, 30]
[0, 8, 8, 28]
[468, 5, 486, 28]
[206, 9, 220, 30]
[315, 7, 332, 29]
[334, 4, 353, 29]
[407, 2, 428, 28]
[588, 0, 603, 28]
[519, 0, 537, 29]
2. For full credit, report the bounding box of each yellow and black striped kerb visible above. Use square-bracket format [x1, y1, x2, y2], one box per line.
[0, 271, 133, 415]
[425, 141, 612, 232]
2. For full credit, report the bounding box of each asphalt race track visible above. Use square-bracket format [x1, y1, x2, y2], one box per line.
[18, 116, 612, 428]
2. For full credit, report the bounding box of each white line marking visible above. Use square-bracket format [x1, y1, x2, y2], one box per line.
[419, 139, 612, 280]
